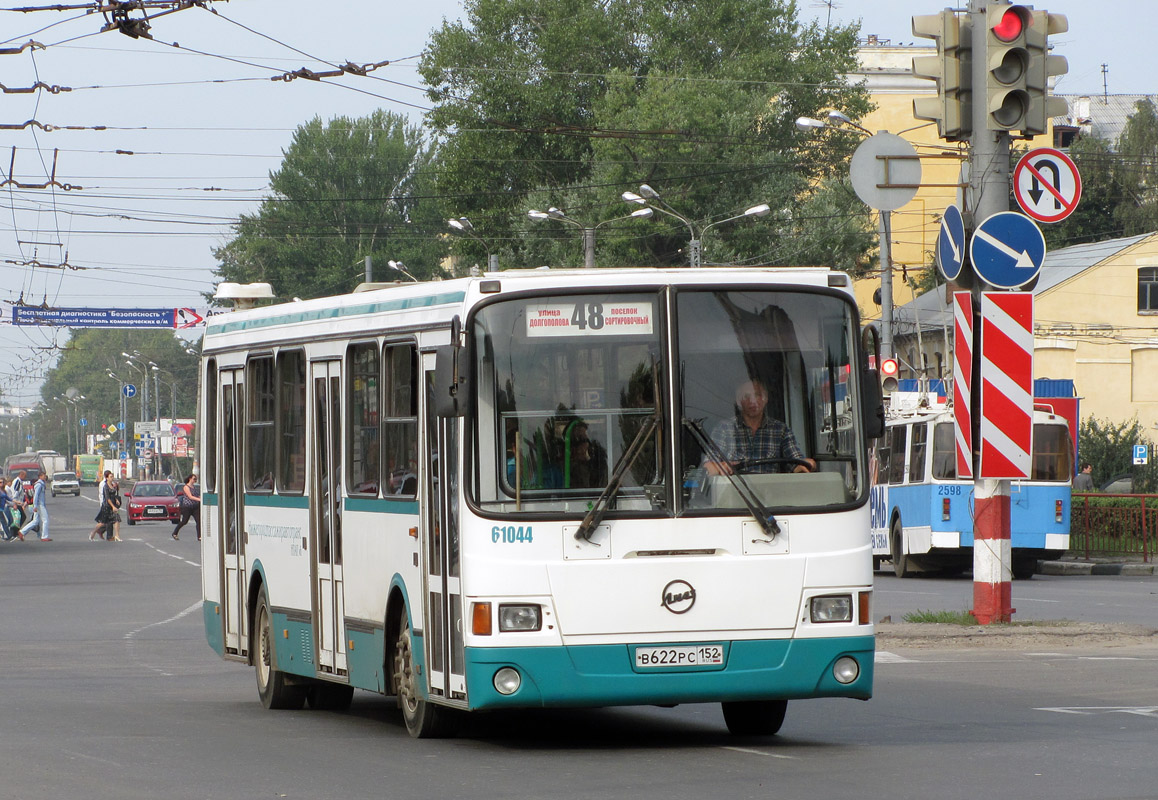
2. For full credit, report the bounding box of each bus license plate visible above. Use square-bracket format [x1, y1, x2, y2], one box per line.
[635, 645, 724, 669]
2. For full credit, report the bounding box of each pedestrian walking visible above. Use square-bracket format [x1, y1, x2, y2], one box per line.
[0, 477, 15, 541]
[18, 473, 51, 542]
[103, 479, 123, 542]
[172, 474, 201, 541]
[90, 470, 113, 541]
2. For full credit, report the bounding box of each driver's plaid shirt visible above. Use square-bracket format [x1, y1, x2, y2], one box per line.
[709, 415, 806, 470]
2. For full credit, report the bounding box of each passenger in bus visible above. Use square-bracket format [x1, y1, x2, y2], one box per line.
[566, 422, 607, 489]
[705, 377, 815, 475]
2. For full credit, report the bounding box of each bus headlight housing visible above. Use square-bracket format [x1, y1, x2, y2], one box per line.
[498, 604, 542, 632]
[810, 595, 853, 623]
[493, 667, 521, 695]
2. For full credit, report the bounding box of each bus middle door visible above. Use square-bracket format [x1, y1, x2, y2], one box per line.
[422, 353, 466, 706]
[310, 360, 348, 676]
[218, 369, 248, 660]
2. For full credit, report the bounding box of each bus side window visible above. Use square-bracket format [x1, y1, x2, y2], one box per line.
[887, 425, 907, 485]
[383, 344, 418, 497]
[908, 423, 928, 483]
[932, 422, 956, 480]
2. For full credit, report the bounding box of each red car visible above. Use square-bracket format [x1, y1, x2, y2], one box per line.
[125, 480, 180, 525]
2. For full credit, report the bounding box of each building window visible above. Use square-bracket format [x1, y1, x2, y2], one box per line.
[1139, 267, 1158, 313]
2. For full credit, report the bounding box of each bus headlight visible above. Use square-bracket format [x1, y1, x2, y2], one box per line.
[833, 656, 860, 684]
[493, 667, 522, 695]
[498, 604, 542, 632]
[810, 595, 853, 623]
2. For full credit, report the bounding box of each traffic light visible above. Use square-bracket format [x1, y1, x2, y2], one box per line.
[912, 10, 972, 141]
[880, 358, 900, 394]
[1025, 8, 1069, 135]
[985, 5, 1068, 135]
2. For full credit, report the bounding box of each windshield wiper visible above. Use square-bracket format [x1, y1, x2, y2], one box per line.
[684, 417, 780, 538]
[575, 413, 659, 543]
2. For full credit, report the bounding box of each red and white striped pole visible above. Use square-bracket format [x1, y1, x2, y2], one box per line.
[973, 292, 1033, 624]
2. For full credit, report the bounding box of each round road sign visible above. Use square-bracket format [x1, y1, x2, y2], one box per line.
[850, 133, 921, 212]
[1013, 147, 1082, 224]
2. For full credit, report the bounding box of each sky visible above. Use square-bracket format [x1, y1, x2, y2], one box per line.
[0, 0, 1152, 408]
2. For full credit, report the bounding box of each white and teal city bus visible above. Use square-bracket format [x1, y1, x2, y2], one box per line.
[200, 267, 884, 738]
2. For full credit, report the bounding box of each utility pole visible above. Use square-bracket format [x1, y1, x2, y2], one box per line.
[914, 1, 1068, 623]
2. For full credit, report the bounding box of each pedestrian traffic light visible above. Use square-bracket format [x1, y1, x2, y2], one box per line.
[912, 10, 972, 141]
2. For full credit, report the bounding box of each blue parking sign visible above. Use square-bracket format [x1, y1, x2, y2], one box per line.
[1133, 444, 1148, 465]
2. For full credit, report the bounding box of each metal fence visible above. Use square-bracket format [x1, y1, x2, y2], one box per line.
[1070, 493, 1157, 562]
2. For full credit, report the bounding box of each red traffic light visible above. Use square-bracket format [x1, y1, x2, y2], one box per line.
[992, 6, 1027, 42]
[881, 358, 899, 378]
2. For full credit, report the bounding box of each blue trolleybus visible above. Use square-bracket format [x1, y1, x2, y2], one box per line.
[870, 394, 1073, 579]
[200, 267, 884, 737]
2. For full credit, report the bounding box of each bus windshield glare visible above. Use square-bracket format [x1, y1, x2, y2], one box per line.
[471, 288, 865, 515]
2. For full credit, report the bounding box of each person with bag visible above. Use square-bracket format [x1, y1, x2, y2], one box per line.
[0, 477, 15, 541]
[103, 479, 123, 542]
[172, 474, 200, 541]
[90, 470, 113, 541]
[18, 473, 51, 542]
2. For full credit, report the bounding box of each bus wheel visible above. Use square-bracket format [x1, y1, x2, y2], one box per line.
[1012, 558, 1038, 580]
[391, 609, 459, 739]
[890, 518, 912, 579]
[254, 590, 305, 710]
[306, 682, 354, 711]
[722, 699, 788, 736]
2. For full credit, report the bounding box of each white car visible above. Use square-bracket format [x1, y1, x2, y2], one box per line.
[50, 471, 81, 497]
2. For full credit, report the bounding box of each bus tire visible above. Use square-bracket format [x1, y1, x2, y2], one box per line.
[306, 681, 354, 711]
[721, 699, 788, 736]
[253, 590, 306, 710]
[890, 518, 912, 579]
[1012, 558, 1038, 580]
[391, 608, 459, 739]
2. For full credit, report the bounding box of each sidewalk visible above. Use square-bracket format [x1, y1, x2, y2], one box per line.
[1039, 557, 1157, 577]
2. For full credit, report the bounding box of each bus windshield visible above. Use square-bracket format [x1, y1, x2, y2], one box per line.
[471, 286, 866, 516]
[472, 292, 663, 514]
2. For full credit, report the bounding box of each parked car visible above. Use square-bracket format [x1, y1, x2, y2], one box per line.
[50, 471, 81, 497]
[125, 480, 180, 525]
[1099, 473, 1136, 493]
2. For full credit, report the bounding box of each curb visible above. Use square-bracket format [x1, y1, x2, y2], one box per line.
[1039, 560, 1157, 577]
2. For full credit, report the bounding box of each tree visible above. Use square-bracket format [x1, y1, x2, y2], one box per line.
[30, 329, 199, 459]
[213, 111, 448, 299]
[420, 0, 875, 272]
[1044, 99, 1158, 249]
[1077, 416, 1156, 493]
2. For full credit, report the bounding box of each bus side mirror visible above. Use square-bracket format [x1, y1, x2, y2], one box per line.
[434, 344, 470, 418]
[862, 368, 885, 440]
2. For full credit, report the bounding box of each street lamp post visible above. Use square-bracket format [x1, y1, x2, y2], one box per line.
[107, 371, 128, 465]
[447, 217, 499, 272]
[527, 206, 653, 268]
[621, 184, 770, 267]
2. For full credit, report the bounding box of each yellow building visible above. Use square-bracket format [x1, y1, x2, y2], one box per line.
[893, 232, 1158, 432]
[850, 43, 1053, 326]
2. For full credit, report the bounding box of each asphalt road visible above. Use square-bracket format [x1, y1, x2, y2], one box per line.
[0, 492, 1155, 800]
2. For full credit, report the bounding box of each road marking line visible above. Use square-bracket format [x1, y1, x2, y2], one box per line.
[720, 746, 798, 760]
[875, 651, 916, 664]
[124, 601, 202, 677]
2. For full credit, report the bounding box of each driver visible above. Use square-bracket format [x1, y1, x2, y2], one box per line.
[704, 377, 816, 475]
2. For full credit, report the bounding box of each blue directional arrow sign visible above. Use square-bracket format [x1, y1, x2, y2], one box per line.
[969, 211, 1046, 289]
[936, 204, 966, 281]
[122, 383, 137, 399]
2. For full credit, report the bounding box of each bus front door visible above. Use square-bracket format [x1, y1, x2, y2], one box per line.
[310, 360, 347, 676]
[219, 370, 248, 660]
[422, 360, 466, 705]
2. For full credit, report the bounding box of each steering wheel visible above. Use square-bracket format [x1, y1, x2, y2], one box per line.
[732, 457, 813, 474]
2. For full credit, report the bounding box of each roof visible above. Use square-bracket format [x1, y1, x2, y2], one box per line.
[1054, 94, 1158, 145]
[892, 232, 1155, 334]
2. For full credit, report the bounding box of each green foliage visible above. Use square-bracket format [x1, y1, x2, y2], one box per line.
[1044, 99, 1158, 249]
[420, 0, 875, 272]
[902, 609, 978, 625]
[1077, 416, 1157, 493]
[213, 111, 448, 299]
[13, 329, 199, 458]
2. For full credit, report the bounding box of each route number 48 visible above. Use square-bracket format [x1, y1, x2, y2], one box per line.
[571, 302, 605, 331]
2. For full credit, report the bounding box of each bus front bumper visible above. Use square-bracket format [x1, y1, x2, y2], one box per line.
[462, 635, 874, 710]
